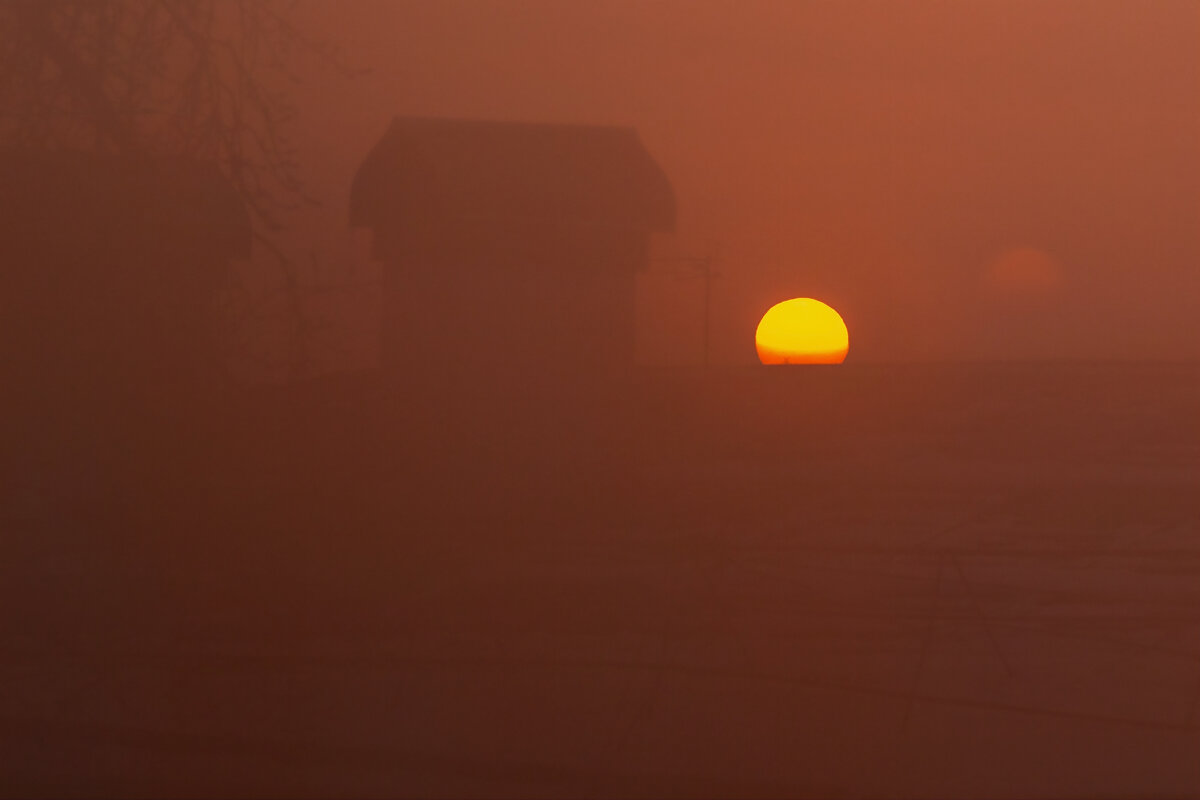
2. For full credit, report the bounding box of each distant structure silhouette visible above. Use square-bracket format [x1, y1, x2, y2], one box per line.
[350, 117, 675, 397]
[0, 150, 250, 395]
[1, 150, 250, 524]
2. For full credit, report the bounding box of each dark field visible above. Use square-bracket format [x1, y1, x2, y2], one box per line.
[4, 362, 1199, 798]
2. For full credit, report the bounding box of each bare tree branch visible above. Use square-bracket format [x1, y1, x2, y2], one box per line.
[0, 0, 361, 379]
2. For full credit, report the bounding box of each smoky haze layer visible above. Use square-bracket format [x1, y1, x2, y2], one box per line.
[291, 0, 1199, 366]
[2, 2, 1200, 798]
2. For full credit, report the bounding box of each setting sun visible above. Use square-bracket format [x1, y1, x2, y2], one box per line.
[755, 298, 849, 364]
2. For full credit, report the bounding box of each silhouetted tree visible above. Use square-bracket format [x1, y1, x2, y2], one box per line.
[0, 0, 349, 376]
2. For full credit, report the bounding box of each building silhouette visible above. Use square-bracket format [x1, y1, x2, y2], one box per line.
[0, 150, 250, 394]
[350, 117, 675, 400]
[0, 150, 251, 522]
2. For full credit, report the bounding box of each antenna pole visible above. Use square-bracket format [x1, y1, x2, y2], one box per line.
[702, 256, 712, 367]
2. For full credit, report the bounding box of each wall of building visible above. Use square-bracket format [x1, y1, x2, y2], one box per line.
[378, 220, 646, 398]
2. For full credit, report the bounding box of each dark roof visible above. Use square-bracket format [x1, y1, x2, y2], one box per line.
[0, 149, 252, 259]
[350, 117, 675, 233]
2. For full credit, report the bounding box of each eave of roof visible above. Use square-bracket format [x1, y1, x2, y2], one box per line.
[0, 149, 252, 259]
[350, 116, 676, 234]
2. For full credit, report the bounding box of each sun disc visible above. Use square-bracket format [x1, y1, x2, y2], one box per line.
[755, 298, 849, 364]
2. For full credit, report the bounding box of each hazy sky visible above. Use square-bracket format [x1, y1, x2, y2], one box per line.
[290, 1, 1198, 364]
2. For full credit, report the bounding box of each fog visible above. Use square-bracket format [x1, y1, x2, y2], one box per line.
[289, 0, 1199, 366]
[1, 2, 1198, 798]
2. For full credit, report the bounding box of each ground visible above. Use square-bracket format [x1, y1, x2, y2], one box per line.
[2, 363, 1198, 797]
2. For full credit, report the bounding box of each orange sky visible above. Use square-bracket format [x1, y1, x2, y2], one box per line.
[289, 0, 1199, 365]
